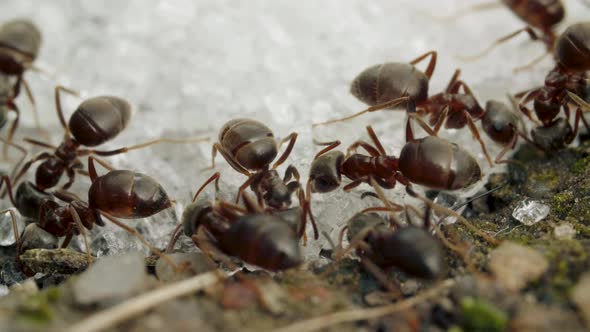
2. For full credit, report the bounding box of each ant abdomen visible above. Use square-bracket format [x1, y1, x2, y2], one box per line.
[555, 22, 590, 72]
[399, 136, 481, 191]
[0, 19, 41, 75]
[367, 226, 445, 279]
[88, 170, 172, 218]
[69, 96, 132, 147]
[220, 214, 302, 271]
[218, 118, 278, 171]
[350, 63, 429, 106]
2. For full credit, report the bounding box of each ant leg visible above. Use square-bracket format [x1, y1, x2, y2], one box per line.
[457, 26, 540, 61]
[204, 143, 250, 176]
[272, 132, 298, 169]
[101, 211, 180, 271]
[0, 208, 20, 245]
[79, 137, 209, 156]
[2, 102, 20, 160]
[346, 140, 380, 157]
[165, 222, 184, 254]
[513, 52, 550, 73]
[567, 91, 590, 114]
[283, 164, 300, 183]
[297, 184, 318, 240]
[23, 137, 57, 150]
[343, 177, 368, 192]
[405, 186, 501, 245]
[87, 156, 116, 181]
[54, 85, 80, 133]
[427, 1, 501, 22]
[60, 232, 74, 249]
[465, 113, 494, 167]
[192, 172, 221, 202]
[296, 180, 320, 240]
[312, 140, 341, 159]
[0, 137, 28, 182]
[0, 176, 18, 207]
[69, 206, 92, 264]
[445, 69, 461, 92]
[431, 106, 449, 135]
[493, 132, 519, 164]
[360, 256, 402, 298]
[21, 78, 40, 130]
[405, 113, 436, 142]
[409, 51, 437, 80]
[366, 126, 386, 155]
[312, 97, 410, 127]
[235, 174, 259, 204]
[62, 168, 76, 190]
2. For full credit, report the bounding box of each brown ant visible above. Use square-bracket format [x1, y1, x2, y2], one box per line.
[11, 86, 207, 191]
[451, 1, 564, 68]
[313, 52, 497, 166]
[209, 118, 317, 238]
[0, 19, 42, 152]
[1, 156, 180, 269]
[517, 22, 590, 150]
[308, 125, 499, 245]
[167, 176, 302, 271]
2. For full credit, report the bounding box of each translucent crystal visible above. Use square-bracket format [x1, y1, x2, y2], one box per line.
[0, 207, 25, 247]
[512, 200, 550, 226]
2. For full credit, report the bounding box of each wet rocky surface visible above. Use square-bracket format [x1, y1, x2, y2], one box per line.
[1, 142, 590, 331]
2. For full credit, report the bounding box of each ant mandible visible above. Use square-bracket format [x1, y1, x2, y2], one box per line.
[11, 86, 207, 191]
[313, 51, 496, 166]
[308, 125, 499, 245]
[209, 118, 318, 239]
[1, 156, 180, 269]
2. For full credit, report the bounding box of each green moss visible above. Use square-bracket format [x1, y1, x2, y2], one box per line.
[552, 191, 574, 218]
[530, 169, 560, 188]
[570, 155, 590, 174]
[17, 287, 61, 324]
[460, 297, 507, 332]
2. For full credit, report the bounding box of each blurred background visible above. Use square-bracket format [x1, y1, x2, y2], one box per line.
[0, 0, 588, 256]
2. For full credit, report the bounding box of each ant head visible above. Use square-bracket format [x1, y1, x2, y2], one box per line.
[309, 150, 344, 193]
[35, 157, 65, 190]
[555, 22, 590, 72]
[182, 199, 213, 237]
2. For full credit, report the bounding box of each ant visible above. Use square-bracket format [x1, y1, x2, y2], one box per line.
[11, 86, 207, 191]
[0, 19, 42, 153]
[517, 22, 590, 151]
[313, 51, 497, 166]
[308, 125, 500, 245]
[167, 176, 302, 271]
[450, 1, 564, 68]
[1, 156, 180, 269]
[209, 118, 318, 239]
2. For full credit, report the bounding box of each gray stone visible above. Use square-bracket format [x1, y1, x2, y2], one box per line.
[155, 252, 213, 282]
[488, 242, 548, 292]
[511, 303, 584, 332]
[571, 272, 590, 328]
[18, 224, 58, 253]
[72, 252, 148, 306]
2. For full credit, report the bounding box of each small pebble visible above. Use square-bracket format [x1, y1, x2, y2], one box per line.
[553, 222, 576, 239]
[512, 199, 550, 226]
[511, 303, 584, 332]
[571, 272, 590, 327]
[72, 252, 148, 306]
[155, 252, 213, 282]
[488, 242, 548, 292]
